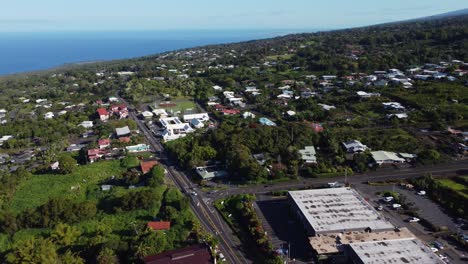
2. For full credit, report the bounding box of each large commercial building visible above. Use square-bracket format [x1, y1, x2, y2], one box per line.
[347, 238, 444, 264]
[289, 188, 443, 264]
[288, 188, 394, 236]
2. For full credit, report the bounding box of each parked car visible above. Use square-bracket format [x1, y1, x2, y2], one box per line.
[377, 205, 383, 211]
[431, 247, 439, 253]
[383, 196, 394, 202]
[417, 190, 426, 196]
[406, 217, 420, 223]
[392, 203, 401, 209]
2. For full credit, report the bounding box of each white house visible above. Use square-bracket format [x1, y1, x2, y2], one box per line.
[357, 91, 380, 98]
[160, 117, 195, 141]
[183, 113, 209, 123]
[152, 109, 168, 118]
[299, 146, 317, 164]
[243, 112, 256, 119]
[79, 121, 94, 129]
[44, 112, 55, 119]
[371, 151, 405, 165]
[141, 111, 154, 119]
[343, 140, 368, 153]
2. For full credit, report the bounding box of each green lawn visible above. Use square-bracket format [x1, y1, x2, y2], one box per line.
[10, 160, 123, 213]
[437, 179, 468, 198]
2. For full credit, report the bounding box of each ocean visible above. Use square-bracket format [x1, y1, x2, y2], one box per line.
[0, 29, 313, 76]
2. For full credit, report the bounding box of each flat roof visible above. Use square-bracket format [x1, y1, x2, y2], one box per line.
[309, 227, 414, 255]
[349, 238, 444, 264]
[289, 188, 394, 234]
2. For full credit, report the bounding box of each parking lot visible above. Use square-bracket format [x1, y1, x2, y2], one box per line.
[354, 182, 467, 263]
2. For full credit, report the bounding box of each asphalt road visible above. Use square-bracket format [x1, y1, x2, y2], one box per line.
[209, 160, 468, 200]
[122, 97, 249, 264]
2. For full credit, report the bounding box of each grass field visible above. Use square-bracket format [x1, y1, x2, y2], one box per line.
[266, 54, 293, 60]
[437, 178, 468, 198]
[10, 160, 123, 213]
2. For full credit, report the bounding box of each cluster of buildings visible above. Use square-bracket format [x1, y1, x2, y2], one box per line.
[159, 113, 209, 141]
[288, 187, 444, 263]
[96, 103, 128, 121]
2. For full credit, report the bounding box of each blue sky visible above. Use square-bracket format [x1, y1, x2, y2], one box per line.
[0, 0, 466, 32]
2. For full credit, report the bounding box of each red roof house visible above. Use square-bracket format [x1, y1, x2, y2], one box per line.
[143, 244, 213, 264]
[98, 138, 111, 149]
[140, 160, 159, 174]
[97, 108, 109, 121]
[147, 221, 171, 231]
[221, 109, 240, 115]
[119, 136, 132, 143]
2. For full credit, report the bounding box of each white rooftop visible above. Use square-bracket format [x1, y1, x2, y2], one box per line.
[116, 126, 131, 136]
[299, 146, 317, 163]
[289, 188, 394, 234]
[349, 238, 444, 264]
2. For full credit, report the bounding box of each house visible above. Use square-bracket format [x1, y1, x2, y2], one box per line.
[213, 85, 223, 91]
[141, 111, 154, 119]
[98, 139, 111, 149]
[79, 121, 94, 128]
[116, 126, 131, 137]
[119, 137, 132, 143]
[299, 146, 317, 164]
[140, 160, 159, 174]
[221, 109, 240, 115]
[309, 123, 324, 133]
[342, 140, 368, 153]
[110, 104, 128, 119]
[195, 166, 228, 180]
[190, 119, 204, 129]
[160, 117, 194, 141]
[44, 112, 55, 119]
[126, 144, 150, 153]
[252, 154, 267, 165]
[242, 112, 256, 119]
[97, 108, 109, 121]
[318, 104, 336, 111]
[101, 185, 113, 191]
[357, 91, 380, 98]
[147, 221, 171, 231]
[371, 151, 405, 165]
[108, 96, 119, 103]
[50, 161, 60, 170]
[152, 109, 168, 118]
[382, 102, 405, 111]
[88, 149, 107, 163]
[259, 117, 276, 126]
[286, 110, 296, 117]
[67, 144, 86, 152]
[183, 113, 209, 123]
[142, 244, 213, 264]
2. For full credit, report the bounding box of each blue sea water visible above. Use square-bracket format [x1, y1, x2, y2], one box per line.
[0, 29, 312, 76]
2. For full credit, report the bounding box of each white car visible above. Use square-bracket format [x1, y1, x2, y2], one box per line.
[431, 247, 439, 253]
[407, 217, 420, 223]
[392, 203, 401, 209]
[377, 205, 383, 211]
[383, 196, 394, 202]
[417, 190, 426, 196]
[191, 191, 198, 196]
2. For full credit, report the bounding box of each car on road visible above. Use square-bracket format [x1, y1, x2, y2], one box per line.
[430, 247, 439, 253]
[392, 203, 402, 209]
[417, 190, 426, 195]
[377, 205, 384, 211]
[406, 217, 420, 223]
[433, 241, 444, 250]
[191, 191, 198, 196]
